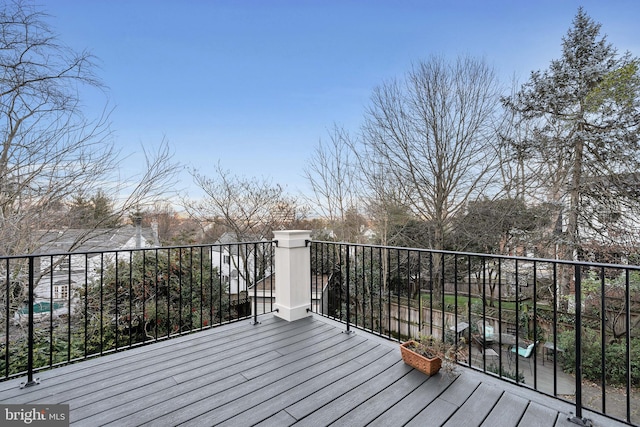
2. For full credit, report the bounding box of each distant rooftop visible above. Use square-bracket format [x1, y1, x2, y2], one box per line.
[37, 225, 159, 254]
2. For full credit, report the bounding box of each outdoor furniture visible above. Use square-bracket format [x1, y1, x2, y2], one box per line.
[476, 321, 495, 348]
[483, 347, 499, 363]
[509, 341, 539, 374]
[499, 333, 517, 346]
[498, 333, 528, 349]
[449, 322, 469, 342]
[543, 341, 564, 365]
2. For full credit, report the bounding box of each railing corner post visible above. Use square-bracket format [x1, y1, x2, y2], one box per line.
[272, 230, 312, 322]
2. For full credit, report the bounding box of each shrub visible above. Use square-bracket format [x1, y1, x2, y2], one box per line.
[558, 328, 640, 387]
[486, 363, 525, 383]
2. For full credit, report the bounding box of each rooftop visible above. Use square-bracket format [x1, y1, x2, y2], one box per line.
[0, 313, 624, 426]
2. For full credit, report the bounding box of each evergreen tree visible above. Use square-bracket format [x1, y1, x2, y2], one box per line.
[503, 8, 640, 266]
[68, 190, 119, 228]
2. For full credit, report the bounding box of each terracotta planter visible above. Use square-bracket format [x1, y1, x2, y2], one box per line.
[400, 340, 442, 376]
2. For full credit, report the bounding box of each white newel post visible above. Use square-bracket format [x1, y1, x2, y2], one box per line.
[273, 230, 312, 322]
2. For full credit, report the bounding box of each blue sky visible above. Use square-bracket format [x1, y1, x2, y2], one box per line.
[43, 0, 640, 200]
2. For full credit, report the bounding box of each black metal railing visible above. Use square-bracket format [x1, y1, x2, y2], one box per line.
[0, 241, 274, 385]
[310, 240, 639, 426]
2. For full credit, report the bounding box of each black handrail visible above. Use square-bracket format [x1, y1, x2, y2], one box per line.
[310, 240, 640, 426]
[3, 238, 637, 425]
[1, 241, 274, 384]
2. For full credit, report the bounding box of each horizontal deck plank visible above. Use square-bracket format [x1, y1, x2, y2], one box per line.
[368, 373, 456, 426]
[175, 337, 377, 426]
[405, 397, 459, 427]
[443, 382, 504, 427]
[329, 369, 429, 426]
[284, 348, 399, 421]
[481, 391, 529, 427]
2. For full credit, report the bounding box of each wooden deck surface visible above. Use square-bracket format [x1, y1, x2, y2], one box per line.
[0, 314, 625, 426]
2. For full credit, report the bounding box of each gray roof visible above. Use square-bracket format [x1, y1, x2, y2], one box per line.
[37, 225, 159, 254]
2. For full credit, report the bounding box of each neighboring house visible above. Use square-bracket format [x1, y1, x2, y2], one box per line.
[210, 232, 274, 319]
[209, 232, 275, 294]
[210, 232, 249, 296]
[362, 227, 376, 242]
[14, 225, 159, 324]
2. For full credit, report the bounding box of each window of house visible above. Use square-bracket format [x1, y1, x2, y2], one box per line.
[54, 284, 69, 299]
[223, 255, 230, 265]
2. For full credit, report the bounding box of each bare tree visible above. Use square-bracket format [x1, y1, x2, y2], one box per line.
[0, 2, 180, 343]
[360, 55, 501, 252]
[0, 2, 180, 257]
[356, 142, 416, 247]
[139, 202, 200, 245]
[355, 55, 501, 306]
[304, 125, 363, 242]
[186, 163, 305, 242]
[0, 1, 107, 254]
[185, 164, 306, 290]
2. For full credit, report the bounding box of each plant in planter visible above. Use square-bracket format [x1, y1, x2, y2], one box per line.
[400, 335, 466, 376]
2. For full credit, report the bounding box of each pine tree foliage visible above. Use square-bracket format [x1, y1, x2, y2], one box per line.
[503, 7, 640, 259]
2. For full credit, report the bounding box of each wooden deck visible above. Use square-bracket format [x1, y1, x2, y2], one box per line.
[0, 314, 625, 426]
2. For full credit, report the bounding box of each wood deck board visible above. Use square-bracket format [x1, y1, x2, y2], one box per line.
[405, 397, 459, 427]
[10, 318, 323, 414]
[254, 410, 297, 427]
[481, 391, 530, 427]
[102, 334, 366, 425]
[367, 373, 456, 426]
[328, 369, 429, 426]
[0, 314, 628, 427]
[214, 356, 378, 427]
[443, 382, 503, 427]
[0, 316, 291, 402]
[437, 373, 482, 407]
[212, 344, 396, 426]
[283, 349, 399, 421]
[519, 401, 562, 427]
[172, 338, 380, 426]
[291, 361, 416, 426]
[193, 353, 380, 426]
[116, 322, 375, 426]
